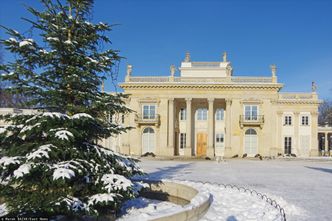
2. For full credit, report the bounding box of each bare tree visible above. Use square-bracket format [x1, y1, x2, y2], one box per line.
[318, 99, 332, 126]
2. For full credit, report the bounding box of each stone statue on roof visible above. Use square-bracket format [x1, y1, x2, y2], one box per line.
[170, 64, 175, 77]
[312, 81, 317, 92]
[223, 51, 227, 62]
[270, 64, 277, 77]
[184, 52, 190, 62]
[126, 64, 132, 76]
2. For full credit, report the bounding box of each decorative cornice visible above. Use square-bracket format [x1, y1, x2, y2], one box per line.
[138, 98, 160, 104]
[275, 100, 321, 105]
[240, 99, 263, 104]
[120, 83, 283, 90]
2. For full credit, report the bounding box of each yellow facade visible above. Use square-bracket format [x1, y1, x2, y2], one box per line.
[113, 53, 321, 158]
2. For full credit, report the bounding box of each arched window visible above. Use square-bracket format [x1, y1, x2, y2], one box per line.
[180, 108, 186, 120]
[245, 128, 257, 135]
[215, 108, 224, 120]
[196, 108, 208, 120]
[143, 127, 154, 134]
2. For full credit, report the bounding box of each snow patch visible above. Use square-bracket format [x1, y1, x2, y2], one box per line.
[64, 39, 73, 45]
[0, 203, 8, 217]
[19, 39, 34, 47]
[100, 174, 133, 192]
[8, 37, 17, 42]
[86, 57, 98, 64]
[88, 193, 116, 206]
[53, 168, 75, 180]
[47, 37, 60, 42]
[0, 128, 6, 134]
[118, 197, 180, 221]
[39, 49, 49, 54]
[55, 130, 73, 141]
[1, 72, 14, 77]
[20, 122, 41, 134]
[13, 163, 32, 178]
[42, 112, 68, 119]
[72, 113, 94, 119]
[0, 156, 21, 166]
[27, 144, 55, 160]
[55, 196, 87, 212]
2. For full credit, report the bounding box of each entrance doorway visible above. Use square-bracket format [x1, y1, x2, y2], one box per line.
[244, 128, 258, 156]
[142, 127, 155, 154]
[196, 133, 207, 156]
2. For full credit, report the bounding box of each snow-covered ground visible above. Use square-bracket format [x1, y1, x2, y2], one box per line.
[118, 180, 282, 221]
[118, 197, 182, 220]
[137, 158, 332, 221]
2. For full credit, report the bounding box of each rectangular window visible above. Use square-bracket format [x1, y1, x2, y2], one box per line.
[180, 108, 186, 121]
[284, 116, 292, 125]
[143, 105, 156, 119]
[180, 133, 186, 149]
[284, 137, 292, 154]
[108, 113, 112, 123]
[197, 108, 208, 120]
[301, 116, 309, 126]
[216, 108, 224, 120]
[244, 105, 258, 120]
[216, 133, 224, 144]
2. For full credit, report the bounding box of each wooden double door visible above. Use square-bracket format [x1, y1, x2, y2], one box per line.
[196, 133, 207, 156]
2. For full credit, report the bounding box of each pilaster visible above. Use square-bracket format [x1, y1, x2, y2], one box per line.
[168, 98, 175, 154]
[225, 98, 232, 157]
[185, 98, 192, 156]
[207, 98, 215, 158]
[310, 111, 319, 156]
[324, 133, 328, 153]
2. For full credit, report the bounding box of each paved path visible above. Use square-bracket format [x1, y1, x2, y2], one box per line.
[138, 158, 332, 221]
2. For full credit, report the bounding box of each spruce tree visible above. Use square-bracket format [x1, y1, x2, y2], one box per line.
[0, 0, 142, 218]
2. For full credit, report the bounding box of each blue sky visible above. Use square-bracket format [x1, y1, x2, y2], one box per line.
[1, 0, 331, 99]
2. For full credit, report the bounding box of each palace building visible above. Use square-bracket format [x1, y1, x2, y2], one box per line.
[1, 53, 331, 158]
[105, 52, 324, 158]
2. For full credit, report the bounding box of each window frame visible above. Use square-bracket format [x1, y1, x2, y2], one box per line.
[284, 115, 292, 126]
[215, 133, 224, 144]
[215, 108, 224, 121]
[284, 136, 292, 154]
[243, 105, 259, 120]
[196, 108, 208, 120]
[142, 104, 156, 119]
[180, 133, 186, 149]
[301, 115, 309, 126]
[180, 108, 187, 121]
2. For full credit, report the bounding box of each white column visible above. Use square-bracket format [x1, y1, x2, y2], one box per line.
[225, 99, 232, 156]
[207, 98, 215, 157]
[325, 132, 328, 153]
[168, 98, 174, 152]
[185, 98, 192, 156]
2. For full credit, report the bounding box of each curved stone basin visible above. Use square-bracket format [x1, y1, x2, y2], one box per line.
[132, 180, 212, 221]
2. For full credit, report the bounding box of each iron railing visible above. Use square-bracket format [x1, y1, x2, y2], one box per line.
[134, 114, 160, 127]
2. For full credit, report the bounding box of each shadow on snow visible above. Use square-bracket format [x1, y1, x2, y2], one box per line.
[305, 166, 332, 174]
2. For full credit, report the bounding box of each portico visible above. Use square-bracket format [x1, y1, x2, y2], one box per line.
[166, 97, 228, 158]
